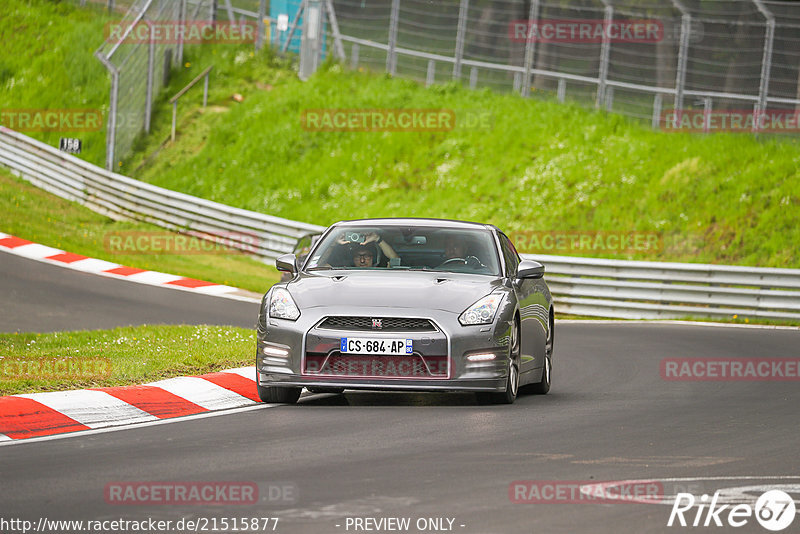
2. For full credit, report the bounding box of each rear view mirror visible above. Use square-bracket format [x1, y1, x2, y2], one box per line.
[276, 253, 297, 274]
[516, 259, 544, 279]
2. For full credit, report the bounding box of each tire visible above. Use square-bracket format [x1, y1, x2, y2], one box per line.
[476, 318, 520, 405]
[307, 387, 345, 394]
[257, 383, 302, 404]
[529, 313, 553, 395]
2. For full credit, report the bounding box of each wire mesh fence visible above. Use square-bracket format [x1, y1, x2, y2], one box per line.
[66, 0, 800, 168]
[91, 0, 186, 170]
[329, 0, 800, 133]
[73, 0, 273, 170]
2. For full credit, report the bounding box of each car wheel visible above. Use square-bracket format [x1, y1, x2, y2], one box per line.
[477, 318, 520, 405]
[307, 387, 345, 394]
[257, 383, 301, 404]
[529, 314, 553, 395]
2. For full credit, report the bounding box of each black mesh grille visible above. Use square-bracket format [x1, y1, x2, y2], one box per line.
[319, 316, 436, 332]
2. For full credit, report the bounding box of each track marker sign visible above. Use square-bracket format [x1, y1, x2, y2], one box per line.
[59, 138, 82, 154]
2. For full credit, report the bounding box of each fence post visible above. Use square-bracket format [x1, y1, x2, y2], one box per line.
[652, 93, 663, 128]
[702, 97, 712, 133]
[557, 78, 566, 102]
[177, 0, 188, 64]
[145, 21, 156, 134]
[324, 0, 347, 61]
[596, 0, 613, 109]
[521, 0, 540, 97]
[752, 0, 775, 133]
[95, 51, 118, 171]
[605, 85, 614, 111]
[426, 60, 436, 87]
[386, 0, 400, 75]
[299, 0, 324, 80]
[351, 43, 360, 69]
[469, 66, 478, 89]
[107, 0, 115, 13]
[670, 0, 690, 118]
[452, 0, 469, 80]
[257, 0, 267, 51]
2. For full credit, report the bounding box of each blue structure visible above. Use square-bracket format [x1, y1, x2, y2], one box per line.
[270, 0, 327, 57]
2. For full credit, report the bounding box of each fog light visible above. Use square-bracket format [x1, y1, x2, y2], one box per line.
[263, 345, 289, 357]
[467, 353, 496, 362]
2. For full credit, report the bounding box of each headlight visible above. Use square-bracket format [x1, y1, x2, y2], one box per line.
[459, 294, 503, 325]
[268, 288, 300, 321]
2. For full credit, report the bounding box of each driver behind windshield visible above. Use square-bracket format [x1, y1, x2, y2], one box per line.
[443, 234, 467, 260]
[317, 231, 398, 268]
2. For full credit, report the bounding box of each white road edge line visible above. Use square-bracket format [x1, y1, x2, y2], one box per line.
[0, 245, 260, 304]
[0, 403, 279, 448]
[3, 233, 796, 325]
[556, 319, 800, 331]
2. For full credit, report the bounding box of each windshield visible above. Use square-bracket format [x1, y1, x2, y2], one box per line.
[304, 225, 501, 276]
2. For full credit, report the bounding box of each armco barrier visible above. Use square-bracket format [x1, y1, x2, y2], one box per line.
[0, 128, 323, 260]
[1, 128, 798, 321]
[524, 254, 800, 320]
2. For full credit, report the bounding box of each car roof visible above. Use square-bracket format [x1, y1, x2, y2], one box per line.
[332, 218, 499, 232]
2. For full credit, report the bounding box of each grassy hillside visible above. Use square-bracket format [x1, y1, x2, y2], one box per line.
[1, 0, 799, 270]
[0, 169, 281, 293]
[131, 47, 800, 268]
[0, 0, 113, 166]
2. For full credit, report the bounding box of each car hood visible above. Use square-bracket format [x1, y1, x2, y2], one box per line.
[286, 270, 504, 312]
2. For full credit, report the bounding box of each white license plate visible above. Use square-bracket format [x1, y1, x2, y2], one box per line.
[340, 338, 413, 355]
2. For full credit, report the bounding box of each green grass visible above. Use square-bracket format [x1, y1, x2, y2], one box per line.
[128, 48, 800, 269]
[0, 0, 114, 167]
[0, 325, 254, 396]
[557, 314, 800, 327]
[0, 169, 281, 293]
[2, 0, 799, 273]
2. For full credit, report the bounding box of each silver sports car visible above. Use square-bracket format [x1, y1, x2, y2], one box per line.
[256, 218, 554, 404]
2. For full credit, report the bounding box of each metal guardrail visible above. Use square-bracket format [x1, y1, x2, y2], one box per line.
[0, 128, 323, 260]
[524, 254, 800, 321]
[1, 128, 798, 321]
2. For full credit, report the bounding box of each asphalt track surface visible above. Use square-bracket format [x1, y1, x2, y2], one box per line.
[0, 252, 259, 333]
[2, 251, 800, 534]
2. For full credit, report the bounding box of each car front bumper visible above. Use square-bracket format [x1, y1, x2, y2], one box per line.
[257, 305, 513, 393]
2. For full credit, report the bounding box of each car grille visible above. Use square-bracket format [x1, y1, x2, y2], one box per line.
[318, 316, 436, 332]
[305, 352, 448, 378]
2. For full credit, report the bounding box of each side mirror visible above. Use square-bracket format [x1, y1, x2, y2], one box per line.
[516, 259, 544, 279]
[276, 253, 297, 274]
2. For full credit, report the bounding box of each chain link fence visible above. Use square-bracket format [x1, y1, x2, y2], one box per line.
[67, 0, 800, 168]
[330, 0, 800, 132]
[91, 0, 185, 170]
[73, 0, 273, 170]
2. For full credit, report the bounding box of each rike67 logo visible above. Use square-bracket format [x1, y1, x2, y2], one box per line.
[668, 490, 796, 531]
